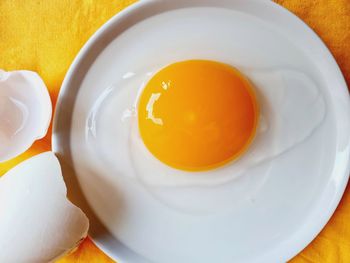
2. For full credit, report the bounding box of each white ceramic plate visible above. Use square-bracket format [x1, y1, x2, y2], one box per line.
[53, 1, 350, 262]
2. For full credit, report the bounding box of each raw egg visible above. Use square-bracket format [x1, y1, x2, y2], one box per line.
[137, 60, 258, 171]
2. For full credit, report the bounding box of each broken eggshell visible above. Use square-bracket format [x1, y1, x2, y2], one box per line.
[0, 70, 52, 162]
[0, 152, 89, 262]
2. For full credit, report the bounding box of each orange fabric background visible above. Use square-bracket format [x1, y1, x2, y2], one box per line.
[0, 0, 349, 262]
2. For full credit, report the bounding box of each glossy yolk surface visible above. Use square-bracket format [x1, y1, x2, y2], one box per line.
[138, 60, 258, 171]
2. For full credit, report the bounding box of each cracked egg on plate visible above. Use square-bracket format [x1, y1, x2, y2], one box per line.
[53, 1, 350, 263]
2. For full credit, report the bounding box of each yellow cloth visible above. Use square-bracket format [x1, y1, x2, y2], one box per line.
[0, 0, 349, 262]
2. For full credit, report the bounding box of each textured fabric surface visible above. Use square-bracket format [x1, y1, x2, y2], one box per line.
[0, 0, 349, 262]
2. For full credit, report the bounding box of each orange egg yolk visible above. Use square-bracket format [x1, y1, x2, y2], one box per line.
[138, 60, 258, 171]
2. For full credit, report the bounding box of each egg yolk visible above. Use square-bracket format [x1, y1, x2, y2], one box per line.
[138, 60, 258, 171]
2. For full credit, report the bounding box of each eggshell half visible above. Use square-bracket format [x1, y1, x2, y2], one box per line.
[0, 70, 52, 162]
[0, 152, 89, 262]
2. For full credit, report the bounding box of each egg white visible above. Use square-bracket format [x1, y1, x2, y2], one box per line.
[86, 64, 325, 213]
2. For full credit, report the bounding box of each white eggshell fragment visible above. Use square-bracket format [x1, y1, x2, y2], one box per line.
[0, 70, 52, 162]
[0, 152, 89, 263]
